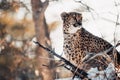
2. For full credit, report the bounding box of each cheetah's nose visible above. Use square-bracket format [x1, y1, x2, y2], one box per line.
[73, 22, 82, 27]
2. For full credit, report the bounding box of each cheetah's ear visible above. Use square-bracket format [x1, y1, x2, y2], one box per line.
[61, 12, 67, 20]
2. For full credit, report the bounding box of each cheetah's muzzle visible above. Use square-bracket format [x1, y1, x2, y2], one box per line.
[73, 22, 82, 27]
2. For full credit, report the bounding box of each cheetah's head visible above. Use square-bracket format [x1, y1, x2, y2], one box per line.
[61, 12, 82, 34]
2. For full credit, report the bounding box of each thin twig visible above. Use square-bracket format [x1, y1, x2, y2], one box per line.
[33, 41, 89, 79]
[82, 42, 120, 63]
[113, 0, 120, 45]
[74, 0, 94, 11]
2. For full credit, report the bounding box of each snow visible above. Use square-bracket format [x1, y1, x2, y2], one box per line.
[55, 77, 81, 80]
[18, 0, 120, 54]
[47, 1, 120, 79]
[46, 0, 120, 55]
[55, 63, 116, 80]
[50, 25, 64, 56]
[87, 63, 116, 80]
[15, 0, 120, 79]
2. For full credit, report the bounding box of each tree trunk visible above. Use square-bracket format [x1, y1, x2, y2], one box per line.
[31, 0, 55, 80]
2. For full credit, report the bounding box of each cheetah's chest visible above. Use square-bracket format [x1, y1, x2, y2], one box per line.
[63, 33, 84, 65]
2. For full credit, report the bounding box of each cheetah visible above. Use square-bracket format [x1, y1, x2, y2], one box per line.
[61, 12, 120, 69]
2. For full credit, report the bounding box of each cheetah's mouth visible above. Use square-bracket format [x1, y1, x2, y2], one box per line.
[73, 22, 82, 27]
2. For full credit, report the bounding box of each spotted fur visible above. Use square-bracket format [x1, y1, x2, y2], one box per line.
[61, 12, 120, 68]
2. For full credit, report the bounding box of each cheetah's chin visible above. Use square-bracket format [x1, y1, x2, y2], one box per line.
[68, 25, 82, 33]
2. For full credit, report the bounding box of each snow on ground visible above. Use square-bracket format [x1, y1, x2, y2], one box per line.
[87, 63, 116, 80]
[55, 63, 116, 80]
[55, 77, 80, 80]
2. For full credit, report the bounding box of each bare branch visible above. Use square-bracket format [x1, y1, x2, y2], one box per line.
[33, 41, 89, 79]
[31, 0, 41, 13]
[74, 0, 94, 11]
[82, 42, 120, 63]
[42, 0, 49, 12]
[20, 2, 30, 12]
[113, 0, 120, 45]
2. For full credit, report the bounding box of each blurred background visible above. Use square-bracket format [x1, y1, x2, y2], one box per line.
[0, 0, 120, 80]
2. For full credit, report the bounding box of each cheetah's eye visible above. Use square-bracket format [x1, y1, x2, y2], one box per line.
[73, 23, 79, 27]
